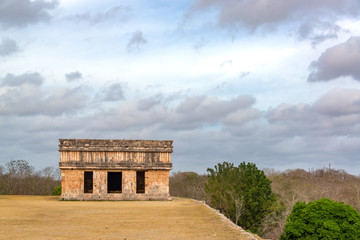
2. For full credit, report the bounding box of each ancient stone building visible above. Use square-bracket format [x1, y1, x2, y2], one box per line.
[58, 139, 173, 200]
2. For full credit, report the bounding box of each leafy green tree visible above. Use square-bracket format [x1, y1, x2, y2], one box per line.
[205, 161, 277, 234]
[280, 198, 360, 240]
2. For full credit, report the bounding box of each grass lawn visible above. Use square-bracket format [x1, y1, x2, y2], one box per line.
[0, 195, 261, 240]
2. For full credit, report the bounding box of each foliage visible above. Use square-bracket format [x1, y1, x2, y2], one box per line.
[52, 185, 62, 196]
[280, 198, 360, 240]
[169, 167, 360, 240]
[205, 161, 277, 234]
[263, 168, 360, 239]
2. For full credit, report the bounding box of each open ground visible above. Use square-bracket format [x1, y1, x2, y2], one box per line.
[0, 196, 262, 240]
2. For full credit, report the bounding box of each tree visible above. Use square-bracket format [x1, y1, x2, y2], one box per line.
[0, 160, 60, 195]
[205, 161, 277, 234]
[169, 171, 207, 200]
[6, 160, 34, 178]
[280, 198, 360, 240]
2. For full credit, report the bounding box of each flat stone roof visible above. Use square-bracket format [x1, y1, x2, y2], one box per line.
[58, 139, 173, 153]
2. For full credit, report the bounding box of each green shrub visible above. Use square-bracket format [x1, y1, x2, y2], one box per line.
[205, 162, 277, 234]
[52, 185, 62, 196]
[281, 198, 360, 240]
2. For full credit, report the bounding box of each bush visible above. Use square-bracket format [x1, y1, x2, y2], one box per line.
[205, 162, 277, 234]
[280, 198, 360, 240]
[52, 185, 62, 196]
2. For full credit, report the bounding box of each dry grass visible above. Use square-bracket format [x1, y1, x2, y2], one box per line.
[0, 195, 262, 240]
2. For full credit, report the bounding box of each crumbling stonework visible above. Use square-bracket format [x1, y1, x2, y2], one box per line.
[59, 139, 173, 200]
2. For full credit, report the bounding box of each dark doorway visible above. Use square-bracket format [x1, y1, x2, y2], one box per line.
[108, 172, 122, 193]
[84, 171, 93, 193]
[136, 171, 145, 193]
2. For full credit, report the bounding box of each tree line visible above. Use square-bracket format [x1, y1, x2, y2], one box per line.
[1, 159, 359, 239]
[0, 160, 60, 195]
[170, 163, 360, 240]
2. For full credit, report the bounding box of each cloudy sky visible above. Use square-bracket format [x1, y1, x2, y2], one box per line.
[1, 0, 360, 175]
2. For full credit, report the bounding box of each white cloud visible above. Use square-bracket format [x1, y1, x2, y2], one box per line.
[312, 88, 360, 116]
[308, 37, 360, 81]
[102, 83, 125, 102]
[0, 38, 21, 57]
[65, 71, 82, 82]
[0, 0, 58, 28]
[69, 5, 131, 24]
[1, 72, 43, 86]
[187, 0, 360, 30]
[1, 88, 360, 174]
[297, 21, 347, 46]
[267, 88, 360, 136]
[0, 83, 88, 116]
[1, 0, 360, 175]
[127, 30, 147, 52]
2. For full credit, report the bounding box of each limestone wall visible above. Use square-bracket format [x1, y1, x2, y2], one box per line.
[59, 151, 172, 169]
[59, 139, 173, 170]
[59, 139, 172, 200]
[61, 169, 170, 200]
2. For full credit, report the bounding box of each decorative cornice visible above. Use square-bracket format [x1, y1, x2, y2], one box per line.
[59, 161, 172, 170]
[59, 139, 173, 153]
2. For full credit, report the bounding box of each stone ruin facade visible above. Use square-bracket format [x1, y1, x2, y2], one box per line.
[59, 139, 173, 200]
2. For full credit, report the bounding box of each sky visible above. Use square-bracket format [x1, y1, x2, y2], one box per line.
[0, 0, 360, 175]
